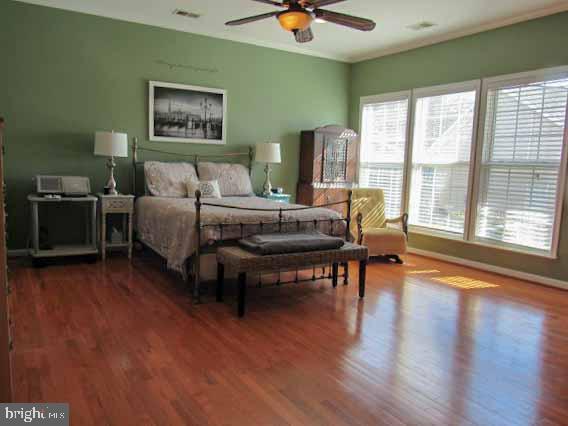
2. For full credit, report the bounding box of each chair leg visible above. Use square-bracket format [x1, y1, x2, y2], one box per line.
[343, 262, 349, 285]
[238, 272, 247, 317]
[332, 263, 339, 288]
[359, 260, 367, 298]
[216, 263, 225, 302]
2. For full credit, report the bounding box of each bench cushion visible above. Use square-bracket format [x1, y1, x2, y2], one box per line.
[239, 231, 344, 255]
[217, 242, 368, 273]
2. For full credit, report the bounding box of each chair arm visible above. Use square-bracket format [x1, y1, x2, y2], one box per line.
[385, 213, 409, 237]
[356, 212, 364, 245]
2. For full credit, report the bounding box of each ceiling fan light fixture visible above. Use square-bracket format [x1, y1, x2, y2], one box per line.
[277, 10, 313, 32]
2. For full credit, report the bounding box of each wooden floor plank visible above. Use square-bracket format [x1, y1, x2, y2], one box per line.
[9, 253, 568, 425]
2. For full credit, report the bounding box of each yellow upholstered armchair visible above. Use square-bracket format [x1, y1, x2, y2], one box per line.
[351, 188, 408, 264]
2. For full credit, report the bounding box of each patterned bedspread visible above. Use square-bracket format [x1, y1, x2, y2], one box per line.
[135, 196, 346, 272]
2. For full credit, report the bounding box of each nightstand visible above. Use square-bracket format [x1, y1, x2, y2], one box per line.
[97, 194, 134, 260]
[258, 193, 292, 203]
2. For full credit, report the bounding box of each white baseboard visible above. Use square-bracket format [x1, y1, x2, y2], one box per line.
[7, 249, 28, 258]
[407, 247, 568, 291]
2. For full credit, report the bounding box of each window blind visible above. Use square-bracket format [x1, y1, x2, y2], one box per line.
[475, 78, 568, 253]
[359, 97, 408, 218]
[409, 90, 477, 234]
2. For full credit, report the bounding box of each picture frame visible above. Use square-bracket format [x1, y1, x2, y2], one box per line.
[149, 81, 227, 145]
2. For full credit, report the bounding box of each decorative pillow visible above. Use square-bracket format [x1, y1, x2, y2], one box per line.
[186, 180, 222, 199]
[144, 161, 198, 197]
[198, 162, 253, 197]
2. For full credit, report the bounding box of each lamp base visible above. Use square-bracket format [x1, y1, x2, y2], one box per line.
[106, 157, 118, 196]
[262, 163, 272, 197]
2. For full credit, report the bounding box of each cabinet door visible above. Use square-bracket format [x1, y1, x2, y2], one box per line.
[322, 137, 349, 183]
[314, 188, 348, 216]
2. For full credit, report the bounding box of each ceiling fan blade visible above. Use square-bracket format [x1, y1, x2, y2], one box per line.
[225, 11, 279, 26]
[314, 9, 376, 31]
[251, 0, 287, 7]
[305, 0, 347, 8]
[295, 27, 314, 43]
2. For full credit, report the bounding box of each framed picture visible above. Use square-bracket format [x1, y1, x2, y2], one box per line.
[149, 81, 227, 145]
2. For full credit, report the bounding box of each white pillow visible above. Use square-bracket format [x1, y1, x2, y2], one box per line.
[144, 161, 198, 197]
[186, 180, 222, 199]
[198, 162, 253, 196]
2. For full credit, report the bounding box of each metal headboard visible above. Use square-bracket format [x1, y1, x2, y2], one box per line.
[131, 137, 254, 196]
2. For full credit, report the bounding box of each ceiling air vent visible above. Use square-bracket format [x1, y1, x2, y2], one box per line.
[407, 21, 436, 31]
[173, 9, 201, 19]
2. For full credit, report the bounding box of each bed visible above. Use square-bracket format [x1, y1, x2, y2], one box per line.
[131, 140, 352, 303]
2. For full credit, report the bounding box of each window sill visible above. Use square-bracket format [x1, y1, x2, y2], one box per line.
[409, 225, 464, 241]
[408, 227, 558, 260]
[469, 239, 558, 260]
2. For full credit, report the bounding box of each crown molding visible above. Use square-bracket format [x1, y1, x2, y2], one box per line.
[132, 23, 347, 62]
[349, 2, 568, 63]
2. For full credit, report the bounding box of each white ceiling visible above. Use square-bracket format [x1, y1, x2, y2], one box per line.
[15, 0, 568, 62]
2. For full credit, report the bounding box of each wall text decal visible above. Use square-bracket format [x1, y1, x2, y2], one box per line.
[155, 60, 219, 73]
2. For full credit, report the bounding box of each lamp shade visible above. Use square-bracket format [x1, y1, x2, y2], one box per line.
[94, 131, 128, 158]
[255, 142, 281, 164]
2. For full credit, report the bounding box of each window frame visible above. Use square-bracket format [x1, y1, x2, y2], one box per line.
[404, 80, 482, 239]
[358, 90, 412, 216]
[469, 66, 568, 259]
[357, 65, 568, 259]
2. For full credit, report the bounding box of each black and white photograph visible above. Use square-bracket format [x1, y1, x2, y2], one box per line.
[149, 81, 227, 144]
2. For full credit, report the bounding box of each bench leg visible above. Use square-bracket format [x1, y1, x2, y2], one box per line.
[216, 263, 225, 302]
[343, 262, 349, 285]
[238, 272, 247, 317]
[332, 263, 339, 288]
[359, 260, 367, 298]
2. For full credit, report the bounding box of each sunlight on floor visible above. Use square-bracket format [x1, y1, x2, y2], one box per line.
[406, 269, 440, 275]
[432, 276, 499, 290]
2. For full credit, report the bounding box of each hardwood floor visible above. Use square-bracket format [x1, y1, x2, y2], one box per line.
[9, 253, 568, 425]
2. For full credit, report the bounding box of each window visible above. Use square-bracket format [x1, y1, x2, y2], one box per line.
[359, 92, 409, 218]
[474, 76, 568, 254]
[408, 85, 478, 234]
[358, 66, 568, 258]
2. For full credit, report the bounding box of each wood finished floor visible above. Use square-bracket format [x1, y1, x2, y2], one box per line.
[9, 253, 568, 426]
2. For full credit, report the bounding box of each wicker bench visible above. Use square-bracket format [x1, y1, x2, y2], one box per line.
[216, 242, 369, 317]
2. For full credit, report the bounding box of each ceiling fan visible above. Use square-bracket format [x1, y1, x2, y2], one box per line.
[225, 0, 376, 43]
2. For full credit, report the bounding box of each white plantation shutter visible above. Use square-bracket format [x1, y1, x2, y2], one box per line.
[409, 88, 478, 234]
[475, 77, 568, 253]
[359, 94, 409, 218]
[357, 67, 568, 257]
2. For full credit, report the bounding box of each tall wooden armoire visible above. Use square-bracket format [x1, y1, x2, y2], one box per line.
[297, 125, 358, 214]
[0, 117, 13, 402]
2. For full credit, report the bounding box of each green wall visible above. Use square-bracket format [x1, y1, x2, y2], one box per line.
[350, 12, 568, 282]
[0, 0, 350, 249]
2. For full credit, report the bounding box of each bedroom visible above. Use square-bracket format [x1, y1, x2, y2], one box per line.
[1, 0, 568, 424]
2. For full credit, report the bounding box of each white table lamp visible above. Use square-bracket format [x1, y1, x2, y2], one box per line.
[94, 131, 128, 195]
[255, 142, 281, 196]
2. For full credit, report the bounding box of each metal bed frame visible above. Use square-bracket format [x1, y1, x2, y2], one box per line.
[132, 139, 353, 303]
